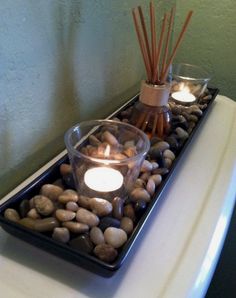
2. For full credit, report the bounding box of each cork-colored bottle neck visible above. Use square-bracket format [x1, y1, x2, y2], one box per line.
[139, 81, 170, 107]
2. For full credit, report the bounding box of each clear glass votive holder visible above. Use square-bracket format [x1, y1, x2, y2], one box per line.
[170, 63, 211, 105]
[64, 120, 150, 201]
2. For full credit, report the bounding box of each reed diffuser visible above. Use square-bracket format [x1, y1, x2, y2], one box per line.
[130, 2, 193, 138]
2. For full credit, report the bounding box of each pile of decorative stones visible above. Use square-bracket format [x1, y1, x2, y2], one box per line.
[3, 91, 212, 263]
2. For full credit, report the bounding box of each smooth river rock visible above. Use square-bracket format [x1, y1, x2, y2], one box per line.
[93, 244, 118, 263]
[76, 208, 99, 227]
[104, 227, 127, 248]
[89, 198, 112, 217]
[34, 195, 55, 216]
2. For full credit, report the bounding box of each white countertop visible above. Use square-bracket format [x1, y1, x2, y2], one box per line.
[1, 95, 236, 298]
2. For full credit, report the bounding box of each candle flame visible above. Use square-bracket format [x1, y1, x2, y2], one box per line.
[104, 145, 110, 157]
[179, 82, 190, 93]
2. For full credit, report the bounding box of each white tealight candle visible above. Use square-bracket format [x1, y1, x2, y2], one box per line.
[84, 167, 123, 192]
[172, 90, 196, 103]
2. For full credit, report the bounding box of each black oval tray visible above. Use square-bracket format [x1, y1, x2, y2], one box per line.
[0, 88, 219, 277]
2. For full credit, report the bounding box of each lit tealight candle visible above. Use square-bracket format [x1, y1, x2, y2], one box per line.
[84, 167, 123, 192]
[172, 89, 196, 104]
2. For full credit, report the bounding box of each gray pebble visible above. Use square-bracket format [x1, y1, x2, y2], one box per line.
[52, 227, 70, 243]
[176, 127, 189, 140]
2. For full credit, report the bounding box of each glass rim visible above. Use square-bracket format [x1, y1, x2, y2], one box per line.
[64, 119, 150, 165]
[171, 63, 211, 81]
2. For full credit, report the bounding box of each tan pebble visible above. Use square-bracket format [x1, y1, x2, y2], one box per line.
[101, 131, 119, 146]
[134, 178, 146, 188]
[104, 227, 127, 248]
[66, 201, 79, 212]
[124, 204, 136, 221]
[130, 188, 151, 202]
[120, 217, 134, 235]
[76, 208, 99, 227]
[19, 217, 35, 230]
[153, 141, 170, 152]
[59, 163, 72, 176]
[139, 172, 150, 182]
[34, 195, 55, 216]
[114, 153, 127, 160]
[146, 178, 156, 196]
[94, 244, 118, 263]
[40, 184, 64, 201]
[163, 149, 175, 161]
[62, 221, 89, 233]
[52, 227, 70, 243]
[90, 226, 105, 245]
[34, 217, 59, 232]
[149, 174, 162, 186]
[88, 134, 101, 146]
[151, 161, 159, 170]
[124, 140, 135, 148]
[123, 146, 137, 158]
[112, 197, 124, 220]
[77, 195, 91, 209]
[58, 189, 78, 204]
[164, 158, 173, 168]
[4, 208, 20, 222]
[27, 208, 41, 219]
[29, 197, 35, 209]
[89, 198, 112, 217]
[140, 160, 153, 172]
[55, 209, 76, 222]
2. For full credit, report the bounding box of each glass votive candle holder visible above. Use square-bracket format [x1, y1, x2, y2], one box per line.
[64, 120, 150, 201]
[170, 63, 211, 105]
